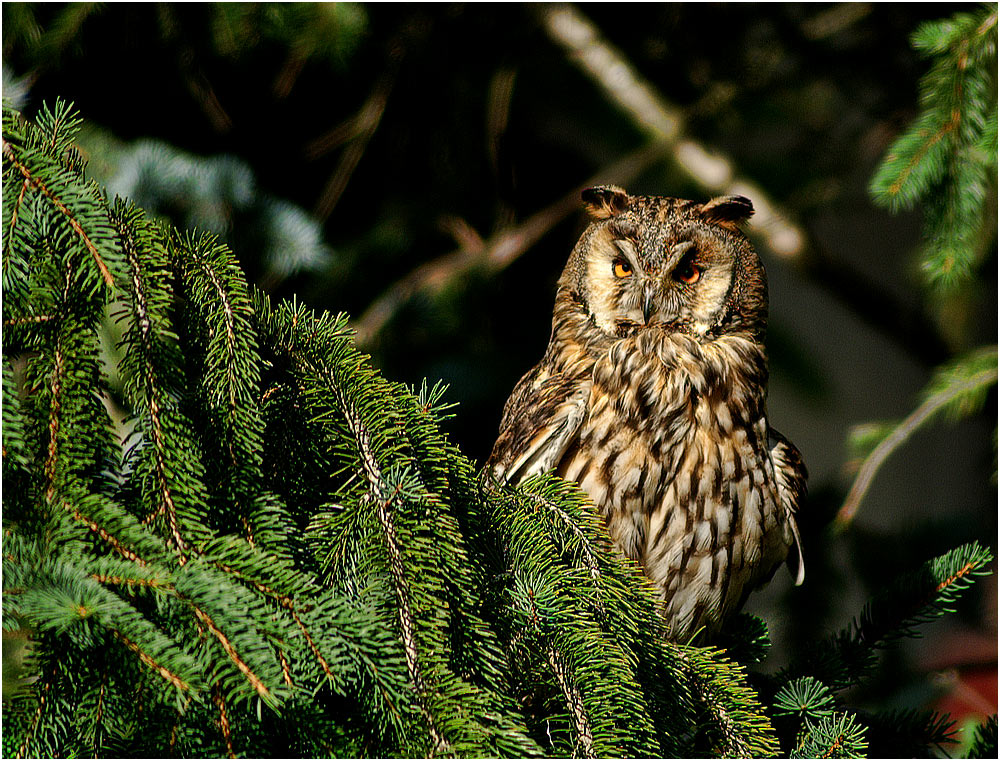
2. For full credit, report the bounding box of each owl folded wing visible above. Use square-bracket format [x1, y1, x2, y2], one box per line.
[768, 428, 808, 586]
[487, 365, 589, 486]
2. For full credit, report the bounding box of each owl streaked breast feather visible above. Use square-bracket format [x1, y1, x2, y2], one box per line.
[487, 185, 807, 642]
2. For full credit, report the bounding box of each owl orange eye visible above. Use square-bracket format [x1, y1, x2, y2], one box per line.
[613, 260, 633, 278]
[673, 256, 701, 284]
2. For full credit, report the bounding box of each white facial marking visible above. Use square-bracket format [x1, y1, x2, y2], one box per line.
[690, 266, 733, 334]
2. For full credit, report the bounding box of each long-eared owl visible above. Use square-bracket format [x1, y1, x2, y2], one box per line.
[487, 186, 806, 642]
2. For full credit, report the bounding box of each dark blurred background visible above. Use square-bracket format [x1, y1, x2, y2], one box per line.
[3, 2, 996, 748]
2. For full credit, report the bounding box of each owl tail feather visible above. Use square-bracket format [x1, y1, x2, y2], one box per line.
[788, 518, 805, 586]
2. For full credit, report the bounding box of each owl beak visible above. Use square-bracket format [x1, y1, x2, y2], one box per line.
[642, 288, 656, 324]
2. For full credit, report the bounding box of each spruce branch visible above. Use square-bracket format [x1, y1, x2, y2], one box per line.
[545, 645, 596, 758]
[2, 138, 115, 288]
[42, 337, 66, 503]
[791, 712, 868, 759]
[255, 298, 534, 755]
[968, 715, 998, 759]
[211, 682, 236, 759]
[667, 641, 780, 758]
[494, 474, 750, 757]
[173, 232, 249, 418]
[169, 230, 285, 553]
[869, 5, 997, 292]
[783, 542, 994, 691]
[190, 604, 274, 703]
[90, 573, 168, 590]
[838, 345, 997, 526]
[120, 238, 188, 565]
[46, 496, 302, 715]
[310, 344, 448, 751]
[773, 676, 836, 721]
[13, 664, 56, 759]
[110, 202, 199, 559]
[64, 499, 150, 567]
[860, 709, 956, 758]
[413, 378, 458, 423]
[197, 549, 378, 700]
[3, 313, 56, 327]
[5, 176, 31, 257]
[113, 630, 190, 693]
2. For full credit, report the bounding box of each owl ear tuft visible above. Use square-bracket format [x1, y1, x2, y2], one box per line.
[700, 195, 754, 230]
[581, 185, 630, 220]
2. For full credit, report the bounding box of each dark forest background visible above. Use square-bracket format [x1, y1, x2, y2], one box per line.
[3, 2, 996, 749]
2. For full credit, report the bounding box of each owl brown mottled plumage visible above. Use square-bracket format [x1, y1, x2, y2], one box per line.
[487, 186, 806, 642]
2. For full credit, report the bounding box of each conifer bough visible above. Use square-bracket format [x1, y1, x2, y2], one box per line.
[2, 101, 994, 758]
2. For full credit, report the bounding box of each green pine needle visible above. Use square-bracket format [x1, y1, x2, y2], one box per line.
[4, 94, 993, 759]
[774, 677, 836, 721]
[869, 5, 997, 294]
[783, 542, 994, 691]
[792, 712, 868, 759]
[968, 715, 998, 759]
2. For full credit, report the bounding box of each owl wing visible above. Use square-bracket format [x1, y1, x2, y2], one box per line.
[769, 428, 808, 586]
[487, 362, 589, 486]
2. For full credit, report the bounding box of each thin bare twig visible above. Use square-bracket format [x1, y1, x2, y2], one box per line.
[311, 33, 403, 223]
[273, 51, 307, 99]
[836, 365, 998, 527]
[304, 115, 368, 161]
[157, 5, 232, 133]
[486, 67, 517, 178]
[353, 141, 671, 345]
[801, 3, 873, 41]
[540, 3, 805, 259]
[312, 81, 391, 223]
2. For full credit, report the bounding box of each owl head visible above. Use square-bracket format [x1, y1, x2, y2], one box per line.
[558, 185, 768, 342]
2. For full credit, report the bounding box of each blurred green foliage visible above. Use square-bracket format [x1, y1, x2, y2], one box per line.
[843, 5, 997, 527]
[869, 6, 997, 293]
[81, 132, 333, 285]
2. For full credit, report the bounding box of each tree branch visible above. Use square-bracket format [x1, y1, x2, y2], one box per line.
[539, 2, 804, 259]
[836, 364, 998, 526]
[539, 2, 953, 366]
[2, 139, 115, 287]
[353, 141, 671, 345]
[309, 24, 415, 223]
[316, 359, 448, 753]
